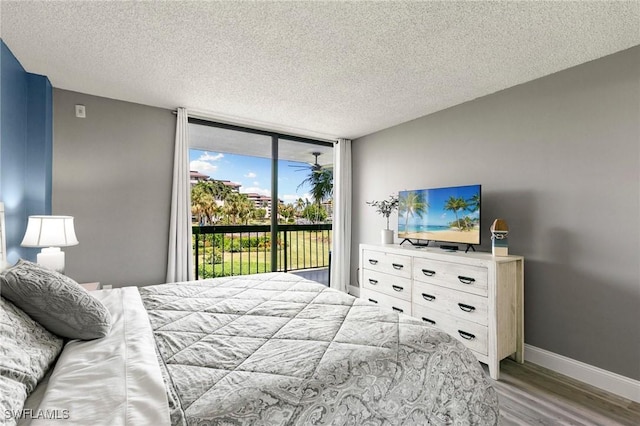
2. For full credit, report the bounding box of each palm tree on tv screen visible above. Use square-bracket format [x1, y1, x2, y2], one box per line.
[444, 196, 469, 230]
[399, 191, 428, 232]
[468, 193, 480, 213]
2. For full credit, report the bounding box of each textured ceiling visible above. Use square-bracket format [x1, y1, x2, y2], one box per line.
[1, 1, 639, 140]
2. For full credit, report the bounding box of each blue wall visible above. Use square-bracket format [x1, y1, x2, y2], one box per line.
[26, 74, 53, 217]
[0, 40, 53, 263]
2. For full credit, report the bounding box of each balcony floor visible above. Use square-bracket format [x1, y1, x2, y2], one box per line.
[290, 267, 329, 287]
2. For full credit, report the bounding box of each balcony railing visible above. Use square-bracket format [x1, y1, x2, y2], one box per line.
[193, 223, 332, 280]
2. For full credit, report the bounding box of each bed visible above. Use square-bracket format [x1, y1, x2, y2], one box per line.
[1, 259, 498, 425]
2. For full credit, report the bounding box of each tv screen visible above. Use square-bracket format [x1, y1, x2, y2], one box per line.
[398, 184, 481, 245]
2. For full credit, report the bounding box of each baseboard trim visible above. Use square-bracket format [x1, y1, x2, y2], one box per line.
[524, 344, 640, 403]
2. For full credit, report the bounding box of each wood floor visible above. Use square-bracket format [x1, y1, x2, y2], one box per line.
[490, 360, 640, 425]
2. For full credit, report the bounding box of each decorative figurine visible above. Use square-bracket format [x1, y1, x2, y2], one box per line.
[490, 219, 509, 256]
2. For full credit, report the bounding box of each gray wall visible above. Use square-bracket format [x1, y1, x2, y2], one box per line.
[53, 89, 174, 287]
[352, 47, 639, 380]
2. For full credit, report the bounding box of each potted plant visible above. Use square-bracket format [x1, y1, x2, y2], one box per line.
[367, 195, 399, 244]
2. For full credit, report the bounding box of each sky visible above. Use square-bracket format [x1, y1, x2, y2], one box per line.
[189, 149, 314, 203]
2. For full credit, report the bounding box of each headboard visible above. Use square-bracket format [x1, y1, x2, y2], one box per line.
[0, 202, 6, 264]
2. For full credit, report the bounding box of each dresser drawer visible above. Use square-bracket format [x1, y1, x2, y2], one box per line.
[412, 281, 488, 326]
[412, 304, 488, 355]
[362, 249, 411, 278]
[413, 257, 488, 296]
[361, 288, 412, 316]
[363, 270, 412, 301]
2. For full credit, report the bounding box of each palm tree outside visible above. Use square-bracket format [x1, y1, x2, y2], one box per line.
[222, 192, 255, 225]
[298, 168, 333, 206]
[191, 181, 225, 225]
[294, 198, 306, 218]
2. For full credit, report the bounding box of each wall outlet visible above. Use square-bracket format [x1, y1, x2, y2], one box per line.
[75, 104, 86, 118]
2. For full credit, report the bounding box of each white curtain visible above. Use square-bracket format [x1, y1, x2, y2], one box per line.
[166, 108, 194, 283]
[330, 138, 352, 293]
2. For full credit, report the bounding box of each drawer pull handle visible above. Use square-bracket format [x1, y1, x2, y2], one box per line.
[458, 330, 476, 340]
[368, 279, 378, 285]
[421, 293, 436, 302]
[392, 263, 404, 270]
[458, 303, 476, 312]
[392, 285, 404, 292]
[422, 317, 436, 325]
[368, 259, 379, 265]
[392, 307, 404, 313]
[368, 298, 378, 304]
[421, 269, 436, 277]
[458, 275, 476, 284]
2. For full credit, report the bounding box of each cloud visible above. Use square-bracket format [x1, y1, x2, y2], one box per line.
[190, 160, 218, 176]
[253, 181, 260, 186]
[199, 152, 224, 161]
[190, 152, 224, 176]
[244, 172, 257, 178]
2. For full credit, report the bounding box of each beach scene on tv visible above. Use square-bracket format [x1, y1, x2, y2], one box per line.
[398, 185, 481, 245]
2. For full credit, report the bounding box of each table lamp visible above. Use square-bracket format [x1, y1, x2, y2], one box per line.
[21, 215, 79, 274]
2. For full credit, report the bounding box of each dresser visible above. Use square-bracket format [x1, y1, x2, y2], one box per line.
[359, 243, 524, 380]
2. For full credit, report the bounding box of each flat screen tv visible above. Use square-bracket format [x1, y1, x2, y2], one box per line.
[398, 184, 481, 246]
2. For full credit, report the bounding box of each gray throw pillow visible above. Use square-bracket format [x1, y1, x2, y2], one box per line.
[0, 260, 112, 340]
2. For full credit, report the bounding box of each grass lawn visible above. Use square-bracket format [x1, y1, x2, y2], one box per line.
[196, 230, 331, 278]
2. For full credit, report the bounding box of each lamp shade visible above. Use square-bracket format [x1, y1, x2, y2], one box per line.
[21, 216, 79, 247]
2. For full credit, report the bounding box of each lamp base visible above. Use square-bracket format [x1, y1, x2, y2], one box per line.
[37, 247, 65, 274]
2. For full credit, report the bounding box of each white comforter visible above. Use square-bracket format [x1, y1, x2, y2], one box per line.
[20, 287, 170, 426]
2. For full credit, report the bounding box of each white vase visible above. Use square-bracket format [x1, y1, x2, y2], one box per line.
[381, 229, 394, 244]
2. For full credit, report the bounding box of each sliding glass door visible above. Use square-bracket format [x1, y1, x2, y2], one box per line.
[187, 119, 333, 281]
[277, 138, 333, 273]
